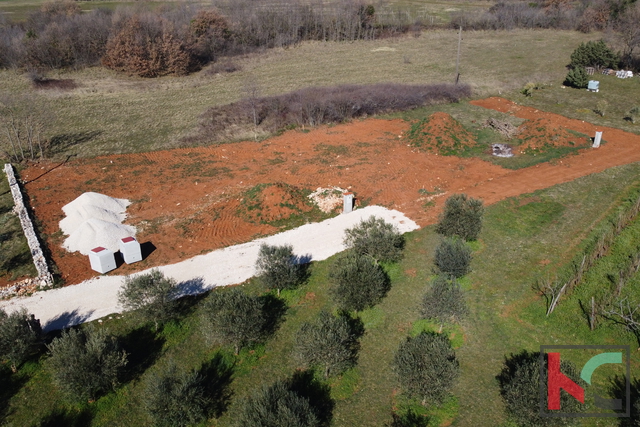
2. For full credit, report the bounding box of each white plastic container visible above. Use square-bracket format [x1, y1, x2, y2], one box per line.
[89, 246, 116, 274]
[343, 193, 354, 214]
[119, 236, 142, 264]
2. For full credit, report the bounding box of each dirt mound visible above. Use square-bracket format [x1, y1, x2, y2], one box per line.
[241, 183, 314, 224]
[516, 118, 591, 153]
[407, 112, 476, 154]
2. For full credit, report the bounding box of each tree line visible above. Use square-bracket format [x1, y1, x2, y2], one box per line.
[0, 0, 416, 77]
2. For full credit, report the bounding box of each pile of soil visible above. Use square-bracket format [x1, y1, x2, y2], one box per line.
[241, 183, 314, 224]
[515, 118, 590, 153]
[407, 112, 476, 154]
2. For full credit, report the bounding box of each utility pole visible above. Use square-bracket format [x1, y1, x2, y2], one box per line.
[455, 26, 462, 85]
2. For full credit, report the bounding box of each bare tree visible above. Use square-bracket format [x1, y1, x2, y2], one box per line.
[0, 93, 51, 162]
[614, 3, 640, 67]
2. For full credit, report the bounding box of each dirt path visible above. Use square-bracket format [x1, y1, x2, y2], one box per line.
[5, 98, 640, 288]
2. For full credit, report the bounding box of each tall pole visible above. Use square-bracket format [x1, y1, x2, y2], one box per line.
[455, 26, 462, 85]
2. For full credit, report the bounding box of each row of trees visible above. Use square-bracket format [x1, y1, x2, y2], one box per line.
[0, 0, 414, 76]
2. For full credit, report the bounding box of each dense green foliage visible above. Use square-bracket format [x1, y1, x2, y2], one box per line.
[46, 325, 127, 402]
[343, 216, 405, 263]
[0, 308, 41, 372]
[569, 40, 618, 70]
[200, 288, 267, 355]
[393, 332, 459, 405]
[256, 243, 307, 294]
[142, 362, 209, 427]
[433, 237, 472, 278]
[435, 194, 484, 241]
[498, 351, 583, 426]
[235, 371, 333, 427]
[563, 66, 588, 89]
[118, 269, 179, 330]
[420, 275, 467, 323]
[329, 252, 390, 312]
[293, 310, 361, 378]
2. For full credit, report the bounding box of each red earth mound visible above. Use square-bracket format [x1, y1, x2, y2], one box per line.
[408, 112, 476, 154]
[5, 97, 640, 288]
[516, 117, 591, 153]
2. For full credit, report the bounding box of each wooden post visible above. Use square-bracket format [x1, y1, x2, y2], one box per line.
[455, 26, 462, 84]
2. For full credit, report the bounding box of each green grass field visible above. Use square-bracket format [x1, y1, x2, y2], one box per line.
[3, 163, 640, 426]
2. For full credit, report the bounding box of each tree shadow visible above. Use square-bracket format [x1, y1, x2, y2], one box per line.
[610, 375, 639, 425]
[198, 352, 235, 418]
[288, 369, 334, 427]
[173, 277, 208, 299]
[0, 367, 29, 421]
[496, 349, 540, 395]
[386, 409, 430, 427]
[259, 293, 288, 338]
[34, 406, 93, 427]
[119, 326, 166, 383]
[47, 131, 101, 156]
[42, 309, 95, 333]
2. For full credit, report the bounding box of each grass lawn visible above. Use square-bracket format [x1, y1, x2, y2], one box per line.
[3, 162, 640, 426]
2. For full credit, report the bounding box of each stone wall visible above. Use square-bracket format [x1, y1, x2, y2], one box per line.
[3, 164, 53, 296]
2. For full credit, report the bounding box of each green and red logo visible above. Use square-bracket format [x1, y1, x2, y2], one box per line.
[539, 345, 630, 417]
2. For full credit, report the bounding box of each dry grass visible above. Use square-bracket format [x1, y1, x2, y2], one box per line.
[1, 29, 600, 159]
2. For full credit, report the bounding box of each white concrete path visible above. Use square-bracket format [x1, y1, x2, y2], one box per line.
[0, 206, 418, 331]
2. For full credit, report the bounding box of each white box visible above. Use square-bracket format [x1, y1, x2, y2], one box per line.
[343, 193, 354, 214]
[89, 247, 116, 274]
[119, 236, 142, 264]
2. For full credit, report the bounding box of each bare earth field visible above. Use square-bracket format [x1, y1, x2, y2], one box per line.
[7, 97, 640, 289]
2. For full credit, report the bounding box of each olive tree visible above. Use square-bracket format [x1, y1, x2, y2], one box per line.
[200, 288, 267, 355]
[435, 194, 484, 241]
[393, 332, 459, 406]
[344, 216, 405, 263]
[0, 308, 41, 372]
[256, 243, 307, 295]
[293, 310, 361, 378]
[329, 252, 390, 312]
[421, 275, 468, 325]
[46, 325, 127, 401]
[433, 237, 472, 278]
[118, 269, 179, 330]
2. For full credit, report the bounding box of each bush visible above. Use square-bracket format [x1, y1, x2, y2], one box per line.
[626, 106, 640, 123]
[329, 252, 390, 312]
[293, 310, 361, 378]
[564, 66, 589, 89]
[434, 237, 472, 278]
[421, 275, 468, 323]
[0, 308, 42, 372]
[118, 269, 179, 330]
[393, 332, 459, 405]
[235, 370, 333, 427]
[498, 351, 583, 426]
[256, 243, 307, 295]
[595, 99, 609, 117]
[200, 288, 267, 355]
[143, 362, 209, 427]
[46, 325, 127, 401]
[435, 194, 484, 241]
[344, 216, 405, 263]
[569, 40, 618, 70]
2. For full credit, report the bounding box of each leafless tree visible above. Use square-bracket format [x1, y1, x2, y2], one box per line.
[0, 93, 51, 162]
[614, 3, 640, 68]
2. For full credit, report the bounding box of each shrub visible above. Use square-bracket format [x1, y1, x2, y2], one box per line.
[435, 194, 484, 241]
[143, 362, 209, 427]
[498, 351, 583, 426]
[626, 106, 640, 123]
[329, 252, 390, 312]
[118, 269, 179, 331]
[46, 325, 127, 401]
[200, 288, 266, 355]
[344, 216, 405, 263]
[235, 370, 333, 427]
[434, 237, 472, 278]
[569, 40, 618, 69]
[421, 275, 468, 323]
[0, 308, 42, 372]
[293, 310, 361, 378]
[595, 99, 609, 117]
[564, 66, 589, 89]
[256, 243, 308, 295]
[393, 332, 459, 405]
